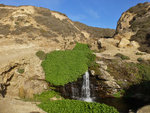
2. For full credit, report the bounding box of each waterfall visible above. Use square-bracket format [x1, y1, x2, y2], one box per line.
[81, 71, 93, 102]
[71, 83, 75, 98]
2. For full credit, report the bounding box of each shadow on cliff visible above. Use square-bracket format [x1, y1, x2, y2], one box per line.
[123, 81, 150, 111]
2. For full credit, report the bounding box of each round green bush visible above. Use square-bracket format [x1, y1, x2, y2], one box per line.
[38, 99, 119, 113]
[42, 43, 95, 86]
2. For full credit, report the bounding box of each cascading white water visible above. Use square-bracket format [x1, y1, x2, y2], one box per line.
[81, 71, 93, 102]
[71, 83, 75, 98]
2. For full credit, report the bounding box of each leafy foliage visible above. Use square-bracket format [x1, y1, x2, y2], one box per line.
[36, 50, 46, 60]
[38, 99, 119, 113]
[17, 68, 24, 74]
[34, 91, 61, 102]
[42, 43, 95, 86]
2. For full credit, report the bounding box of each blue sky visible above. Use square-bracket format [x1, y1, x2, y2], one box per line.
[0, 0, 150, 29]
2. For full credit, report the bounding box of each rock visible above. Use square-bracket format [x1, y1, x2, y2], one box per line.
[50, 96, 62, 101]
[0, 54, 48, 98]
[137, 105, 150, 113]
[18, 86, 25, 98]
[90, 70, 95, 75]
[114, 2, 150, 53]
[118, 38, 130, 48]
[98, 68, 120, 91]
[130, 41, 139, 48]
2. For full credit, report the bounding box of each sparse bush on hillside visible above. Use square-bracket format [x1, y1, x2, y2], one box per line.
[128, 2, 149, 16]
[137, 63, 150, 81]
[115, 53, 130, 60]
[137, 57, 144, 62]
[41, 43, 95, 86]
[17, 68, 24, 74]
[136, 52, 144, 55]
[36, 50, 46, 60]
[0, 24, 11, 35]
[34, 15, 79, 37]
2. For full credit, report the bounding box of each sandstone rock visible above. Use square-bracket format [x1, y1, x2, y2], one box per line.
[130, 41, 139, 48]
[50, 96, 62, 101]
[114, 2, 150, 53]
[0, 54, 48, 98]
[137, 105, 150, 113]
[118, 38, 130, 48]
[90, 70, 95, 75]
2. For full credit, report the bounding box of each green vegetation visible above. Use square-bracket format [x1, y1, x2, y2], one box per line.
[137, 57, 144, 62]
[38, 99, 119, 113]
[137, 63, 150, 81]
[113, 90, 125, 98]
[42, 43, 95, 86]
[115, 53, 130, 60]
[36, 50, 46, 60]
[136, 52, 145, 55]
[17, 68, 24, 74]
[34, 91, 62, 102]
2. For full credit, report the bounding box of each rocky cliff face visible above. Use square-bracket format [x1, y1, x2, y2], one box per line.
[0, 4, 115, 98]
[114, 2, 150, 52]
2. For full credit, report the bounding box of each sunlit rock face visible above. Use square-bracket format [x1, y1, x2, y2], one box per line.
[114, 2, 150, 52]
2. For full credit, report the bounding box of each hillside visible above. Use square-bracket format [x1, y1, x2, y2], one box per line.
[0, 4, 114, 40]
[114, 2, 150, 53]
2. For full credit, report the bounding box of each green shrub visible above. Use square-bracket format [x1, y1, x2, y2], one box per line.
[36, 50, 46, 60]
[38, 99, 119, 113]
[42, 43, 95, 86]
[137, 63, 150, 81]
[34, 91, 61, 102]
[17, 68, 24, 74]
[113, 90, 125, 98]
[136, 52, 144, 55]
[115, 53, 130, 60]
[137, 57, 144, 62]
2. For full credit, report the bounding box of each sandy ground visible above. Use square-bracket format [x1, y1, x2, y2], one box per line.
[96, 38, 150, 62]
[0, 97, 46, 113]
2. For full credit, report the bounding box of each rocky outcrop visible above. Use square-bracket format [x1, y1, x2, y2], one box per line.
[137, 105, 150, 113]
[0, 54, 48, 98]
[94, 61, 120, 94]
[114, 2, 150, 52]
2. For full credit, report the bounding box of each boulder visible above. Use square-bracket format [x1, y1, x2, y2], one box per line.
[137, 105, 150, 113]
[118, 38, 130, 48]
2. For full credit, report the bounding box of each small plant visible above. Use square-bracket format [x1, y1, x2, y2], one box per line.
[137, 63, 150, 81]
[115, 53, 130, 60]
[113, 90, 125, 98]
[136, 52, 144, 55]
[17, 68, 24, 74]
[137, 57, 144, 62]
[36, 50, 46, 60]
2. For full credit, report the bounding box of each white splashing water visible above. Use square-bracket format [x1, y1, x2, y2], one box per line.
[81, 71, 93, 102]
